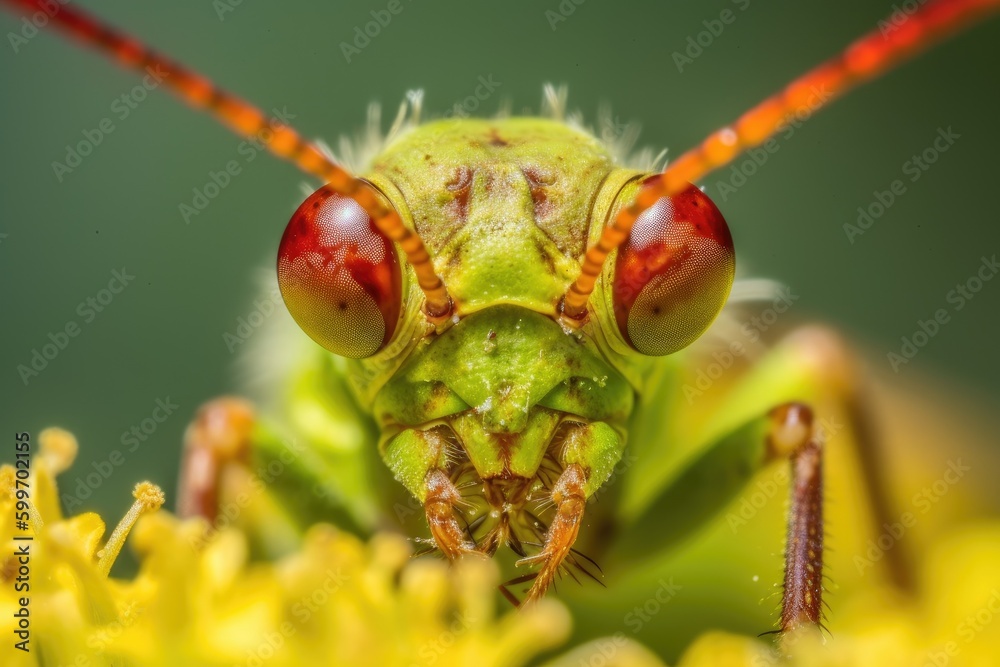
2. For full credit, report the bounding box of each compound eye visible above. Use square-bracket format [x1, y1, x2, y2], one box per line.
[277, 185, 403, 358]
[612, 183, 735, 356]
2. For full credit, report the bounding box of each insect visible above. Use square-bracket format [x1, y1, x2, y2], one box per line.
[4, 0, 998, 644]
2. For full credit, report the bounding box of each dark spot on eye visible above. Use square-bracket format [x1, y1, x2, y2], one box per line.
[424, 154, 432, 160]
[652, 306, 661, 315]
[312, 201, 320, 209]
[338, 301, 348, 311]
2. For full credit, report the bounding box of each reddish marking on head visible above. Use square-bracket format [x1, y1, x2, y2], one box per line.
[446, 166, 473, 221]
[522, 166, 554, 219]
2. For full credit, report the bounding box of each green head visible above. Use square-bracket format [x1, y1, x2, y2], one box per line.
[276, 115, 735, 522]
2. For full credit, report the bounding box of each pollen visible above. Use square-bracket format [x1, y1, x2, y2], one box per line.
[133, 481, 166, 510]
[96, 481, 166, 575]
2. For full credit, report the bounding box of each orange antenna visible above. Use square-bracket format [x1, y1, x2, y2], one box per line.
[2, 0, 453, 320]
[562, 0, 1000, 321]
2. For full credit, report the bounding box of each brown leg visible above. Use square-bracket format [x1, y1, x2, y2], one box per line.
[518, 463, 588, 604]
[785, 326, 912, 591]
[768, 403, 825, 634]
[424, 469, 478, 560]
[176, 397, 255, 521]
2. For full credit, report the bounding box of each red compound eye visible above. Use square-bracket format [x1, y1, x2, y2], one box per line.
[612, 182, 735, 356]
[277, 185, 403, 358]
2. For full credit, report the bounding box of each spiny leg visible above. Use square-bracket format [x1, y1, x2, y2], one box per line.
[518, 463, 588, 604]
[768, 403, 825, 633]
[381, 426, 480, 560]
[784, 326, 912, 590]
[176, 397, 255, 521]
[424, 469, 478, 560]
[731, 325, 912, 593]
[613, 324, 917, 637]
[511, 420, 624, 603]
[620, 398, 828, 634]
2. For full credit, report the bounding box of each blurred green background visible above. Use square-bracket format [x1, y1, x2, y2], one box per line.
[1, 0, 998, 660]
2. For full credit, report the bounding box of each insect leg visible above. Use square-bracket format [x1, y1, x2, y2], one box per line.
[381, 427, 478, 559]
[518, 421, 625, 603]
[424, 469, 478, 559]
[177, 397, 255, 521]
[177, 393, 372, 557]
[518, 463, 588, 605]
[613, 324, 911, 636]
[770, 403, 825, 635]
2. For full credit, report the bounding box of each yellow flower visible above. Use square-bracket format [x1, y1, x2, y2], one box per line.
[5, 427, 1000, 667]
[0, 430, 597, 667]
